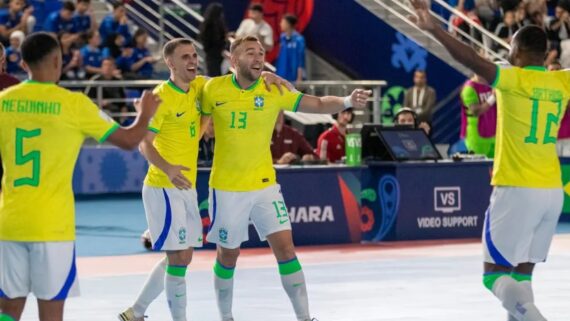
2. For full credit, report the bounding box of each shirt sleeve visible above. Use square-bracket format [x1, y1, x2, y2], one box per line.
[74, 94, 119, 142]
[201, 79, 215, 115]
[460, 85, 479, 107]
[277, 86, 303, 112]
[148, 88, 167, 133]
[491, 65, 519, 92]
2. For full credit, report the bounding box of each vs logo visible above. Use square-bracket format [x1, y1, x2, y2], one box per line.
[434, 187, 461, 214]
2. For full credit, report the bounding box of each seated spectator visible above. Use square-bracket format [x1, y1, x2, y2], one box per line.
[43, 1, 75, 35]
[102, 33, 125, 59]
[73, 0, 96, 34]
[115, 42, 134, 78]
[276, 14, 305, 83]
[316, 108, 354, 164]
[99, 2, 131, 46]
[80, 30, 103, 77]
[494, 10, 519, 53]
[403, 70, 437, 124]
[393, 107, 431, 135]
[198, 119, 215, 165]
[458, 73, 496, 158]
[5, 30, 24, 75]
[85, 57, 128, 123]
[547, 1, 570, 66]
[59, 31, 83, 80]
[271, 111, 316, 164]
[235, 3, 273, 51]
[0, 0, 35, 43]
[130, 28, 158, 78]
[0, 42, 20, 89]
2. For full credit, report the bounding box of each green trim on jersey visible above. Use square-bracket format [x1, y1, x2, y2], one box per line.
[491, 66, 501, 88]
[148, 126, 160, 133]
[24, 79, 55, 85]
[292, 94, 304, 113]
[523, 66, 547, 72]
[278, 258, 302, 275]
[214, 261, 235, 279]
[231, 73, 261, 91]
[98, 123, 120, 143]
[167, 79, 189, 94]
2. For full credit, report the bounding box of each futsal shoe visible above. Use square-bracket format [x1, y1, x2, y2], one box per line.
[118, 307, 144, 321]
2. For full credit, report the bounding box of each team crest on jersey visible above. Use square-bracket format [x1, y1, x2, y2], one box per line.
[178, 227, 186, 244]
[219, 228, 228, 243]
[254, 96, 264, 110]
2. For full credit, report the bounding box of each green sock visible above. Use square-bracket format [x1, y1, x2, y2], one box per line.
[278, 257, 310, 321]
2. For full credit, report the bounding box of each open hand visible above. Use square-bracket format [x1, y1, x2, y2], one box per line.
[262, 71, 295, 95]
[166, 165, 192, 189]
[408, 0, 436, 31]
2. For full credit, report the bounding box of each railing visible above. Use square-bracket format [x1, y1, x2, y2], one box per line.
[372, 0, 510, 62]
[59, 79, 387, 123]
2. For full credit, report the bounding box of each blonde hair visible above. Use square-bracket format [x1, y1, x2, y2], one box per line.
[230, 36, 261, 54]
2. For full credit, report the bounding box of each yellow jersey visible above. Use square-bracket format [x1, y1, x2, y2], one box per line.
[202, 74, 303, 191]
[0, 80, 119, 241]
[491, 65, 570, 188]
[144, 77, 207, 188]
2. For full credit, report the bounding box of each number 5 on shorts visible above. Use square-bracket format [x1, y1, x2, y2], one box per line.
[15, 128, 41, 187]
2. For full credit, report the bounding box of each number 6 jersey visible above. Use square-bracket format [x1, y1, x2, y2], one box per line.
[491, 66, 570, 188]
[0, 80, 118, 241]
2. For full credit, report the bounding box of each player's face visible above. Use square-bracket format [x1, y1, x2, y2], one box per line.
[397, 113, 415, 126]
[234, 41, 265, 83]
[414, 71, 426, 87]
[337, 110, 352, 126]
[168, 44, 198, 83]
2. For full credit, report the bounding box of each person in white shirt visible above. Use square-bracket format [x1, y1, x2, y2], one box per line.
[235, 3, 273, 51]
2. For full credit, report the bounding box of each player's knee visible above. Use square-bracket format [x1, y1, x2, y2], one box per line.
[217, 247, 240, 267]
[166, 249, 193, 266]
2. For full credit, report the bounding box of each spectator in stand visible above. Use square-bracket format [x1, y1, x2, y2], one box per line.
[130, 28, 157, 78]
[116, 41, 134, 78]
[546, 60, 570, 155]
[85, 57, 128, 123]
[73, 0, 96, 34]
[459, 73, 497, 158]
[102, 32, 125, 59]
[43, 1, 76, 35]
[199, 2, 228, 77]
[271, 111, 316, 164]
[403, 70, 437, 124]
[59, 31, 83, 80]
[198, 119, 215, 165]
[494, 10, 519, 49]
[0, 0, 35, 43]
[0, 42, 19, 89]
[99, 2, 131, 46]
[235, 3, 273, 51]
[276, 14, 306, 83]
[393, 107, 431, 135]
[449, 0, 480, 43]
[80, 30, 103, 77]
[5, 30, 24, 76]
[547, 0, 570, 66]
[476, 0, 500, 30]
[316, 108, 354, 164]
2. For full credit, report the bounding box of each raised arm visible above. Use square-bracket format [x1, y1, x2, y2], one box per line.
[296, 89, 371, 114]
[409, 0, 497, 84]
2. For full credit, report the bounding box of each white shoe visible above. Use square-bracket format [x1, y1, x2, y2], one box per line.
[118, 307, 145, 321]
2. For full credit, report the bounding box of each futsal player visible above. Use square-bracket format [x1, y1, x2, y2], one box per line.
[410, 1, 568, 320]
[201, 35, 371, 321]
[0, 32, 161, 321]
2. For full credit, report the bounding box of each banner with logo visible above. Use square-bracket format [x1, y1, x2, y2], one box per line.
[361, 161, 494, 241]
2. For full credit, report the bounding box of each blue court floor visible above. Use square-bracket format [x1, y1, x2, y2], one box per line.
[14, 197, 570, 321]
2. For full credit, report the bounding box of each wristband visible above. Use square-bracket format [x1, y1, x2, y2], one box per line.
[343, 96, 352, 109]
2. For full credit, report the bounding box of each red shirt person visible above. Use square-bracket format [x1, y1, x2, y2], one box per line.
[0, 42, 20, 90]
[316, 108, 354, 163]
[271, 111, 316, 164]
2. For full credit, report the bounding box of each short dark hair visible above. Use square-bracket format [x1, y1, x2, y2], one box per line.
[77, 0, 91, 4]
[249, 3, 263, 13]
[21, 32, 60, 67]
[112, 2, 124, 10]
[513, 25, 547, 57]
[230, 35, 261, 54]
[62, 1, 76, 11]
[85, 30, 98, 41]
[282, 14, 298, 27]
[163, 38, 194, 57]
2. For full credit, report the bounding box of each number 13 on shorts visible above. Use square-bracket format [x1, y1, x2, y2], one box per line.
[272, 200, 289, 224]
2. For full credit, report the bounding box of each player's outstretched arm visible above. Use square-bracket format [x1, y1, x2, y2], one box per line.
[296, 89, 371, 114]
[106, 90, 161, 150]
[408, 0, 497, 84]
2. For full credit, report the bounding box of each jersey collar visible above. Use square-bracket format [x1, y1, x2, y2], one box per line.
[231, 73, 261, 91]
[522, 66, 546, 72]
[167, 79, 189, 94]
[25, 79, 55, 85]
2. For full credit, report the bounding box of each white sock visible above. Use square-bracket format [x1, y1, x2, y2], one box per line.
[214, 261, 235, 321]
[165, 265, 187, 321]
[279, 258, 310, 321]
[493, 276, 545, 321]
[132, 257, 167, 317]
